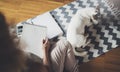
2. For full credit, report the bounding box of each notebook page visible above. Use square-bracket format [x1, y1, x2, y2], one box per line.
[20, 24, 47, 58]
[26, 12, 63, 39]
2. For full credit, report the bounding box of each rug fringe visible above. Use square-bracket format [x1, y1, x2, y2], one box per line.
[104, 0, 120, 19]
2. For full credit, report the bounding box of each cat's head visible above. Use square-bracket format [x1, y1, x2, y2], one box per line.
[89, 5, 101, 24]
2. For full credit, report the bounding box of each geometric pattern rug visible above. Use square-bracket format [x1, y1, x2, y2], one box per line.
[50, 0, 120, 63]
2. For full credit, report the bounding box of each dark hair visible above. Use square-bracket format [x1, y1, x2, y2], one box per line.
[0, 12, 26, 72]
[0, 12, 47, 72]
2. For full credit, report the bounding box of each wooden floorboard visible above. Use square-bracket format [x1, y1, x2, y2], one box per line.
[0, 0, 64, 24]
[0, 0, 120, 72]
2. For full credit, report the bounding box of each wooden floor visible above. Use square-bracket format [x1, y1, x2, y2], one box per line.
[0, 0, 120, 72]
[0, 0, 65, 24]
[79, 47, 120, 72]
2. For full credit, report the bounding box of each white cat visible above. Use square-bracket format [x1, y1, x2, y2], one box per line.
[66, 6, 101, 56]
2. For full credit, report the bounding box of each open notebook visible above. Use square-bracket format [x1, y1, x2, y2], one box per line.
[16, 12, 63, 38]
[20, 23, 47, 58]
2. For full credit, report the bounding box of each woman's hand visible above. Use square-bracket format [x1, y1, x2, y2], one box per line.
[42, 38, 50, 52]
[42, 38, 52, 72]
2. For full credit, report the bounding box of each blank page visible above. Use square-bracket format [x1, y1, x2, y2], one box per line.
[26, 12, 63, 39]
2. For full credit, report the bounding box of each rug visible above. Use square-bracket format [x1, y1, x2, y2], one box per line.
[50, 0, 120, 63]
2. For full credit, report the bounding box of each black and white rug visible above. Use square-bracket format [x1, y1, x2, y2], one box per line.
[50, 0, 120, 63]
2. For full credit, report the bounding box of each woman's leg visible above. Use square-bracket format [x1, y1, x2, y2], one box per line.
[50, 39, 79, 72]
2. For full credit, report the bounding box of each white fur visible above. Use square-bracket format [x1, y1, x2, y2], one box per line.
[66, 8, 99, 56]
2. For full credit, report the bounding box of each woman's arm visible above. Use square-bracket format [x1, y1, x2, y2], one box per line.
[42, 38, 52, 72]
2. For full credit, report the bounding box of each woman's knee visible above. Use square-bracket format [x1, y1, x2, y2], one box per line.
[57, 39, 72, 51]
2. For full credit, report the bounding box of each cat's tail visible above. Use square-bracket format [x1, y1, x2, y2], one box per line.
[73, 46, 88, 56]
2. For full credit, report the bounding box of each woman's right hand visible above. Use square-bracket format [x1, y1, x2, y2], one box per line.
[42, 38, 52, 72]
[42, 38, 50, 52]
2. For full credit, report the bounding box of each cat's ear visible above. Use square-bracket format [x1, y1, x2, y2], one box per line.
[95, 4, 100, 11]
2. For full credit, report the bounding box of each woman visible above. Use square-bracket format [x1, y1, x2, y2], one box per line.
[0, 12, 79, 72]
[0, 12, 26, 72]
